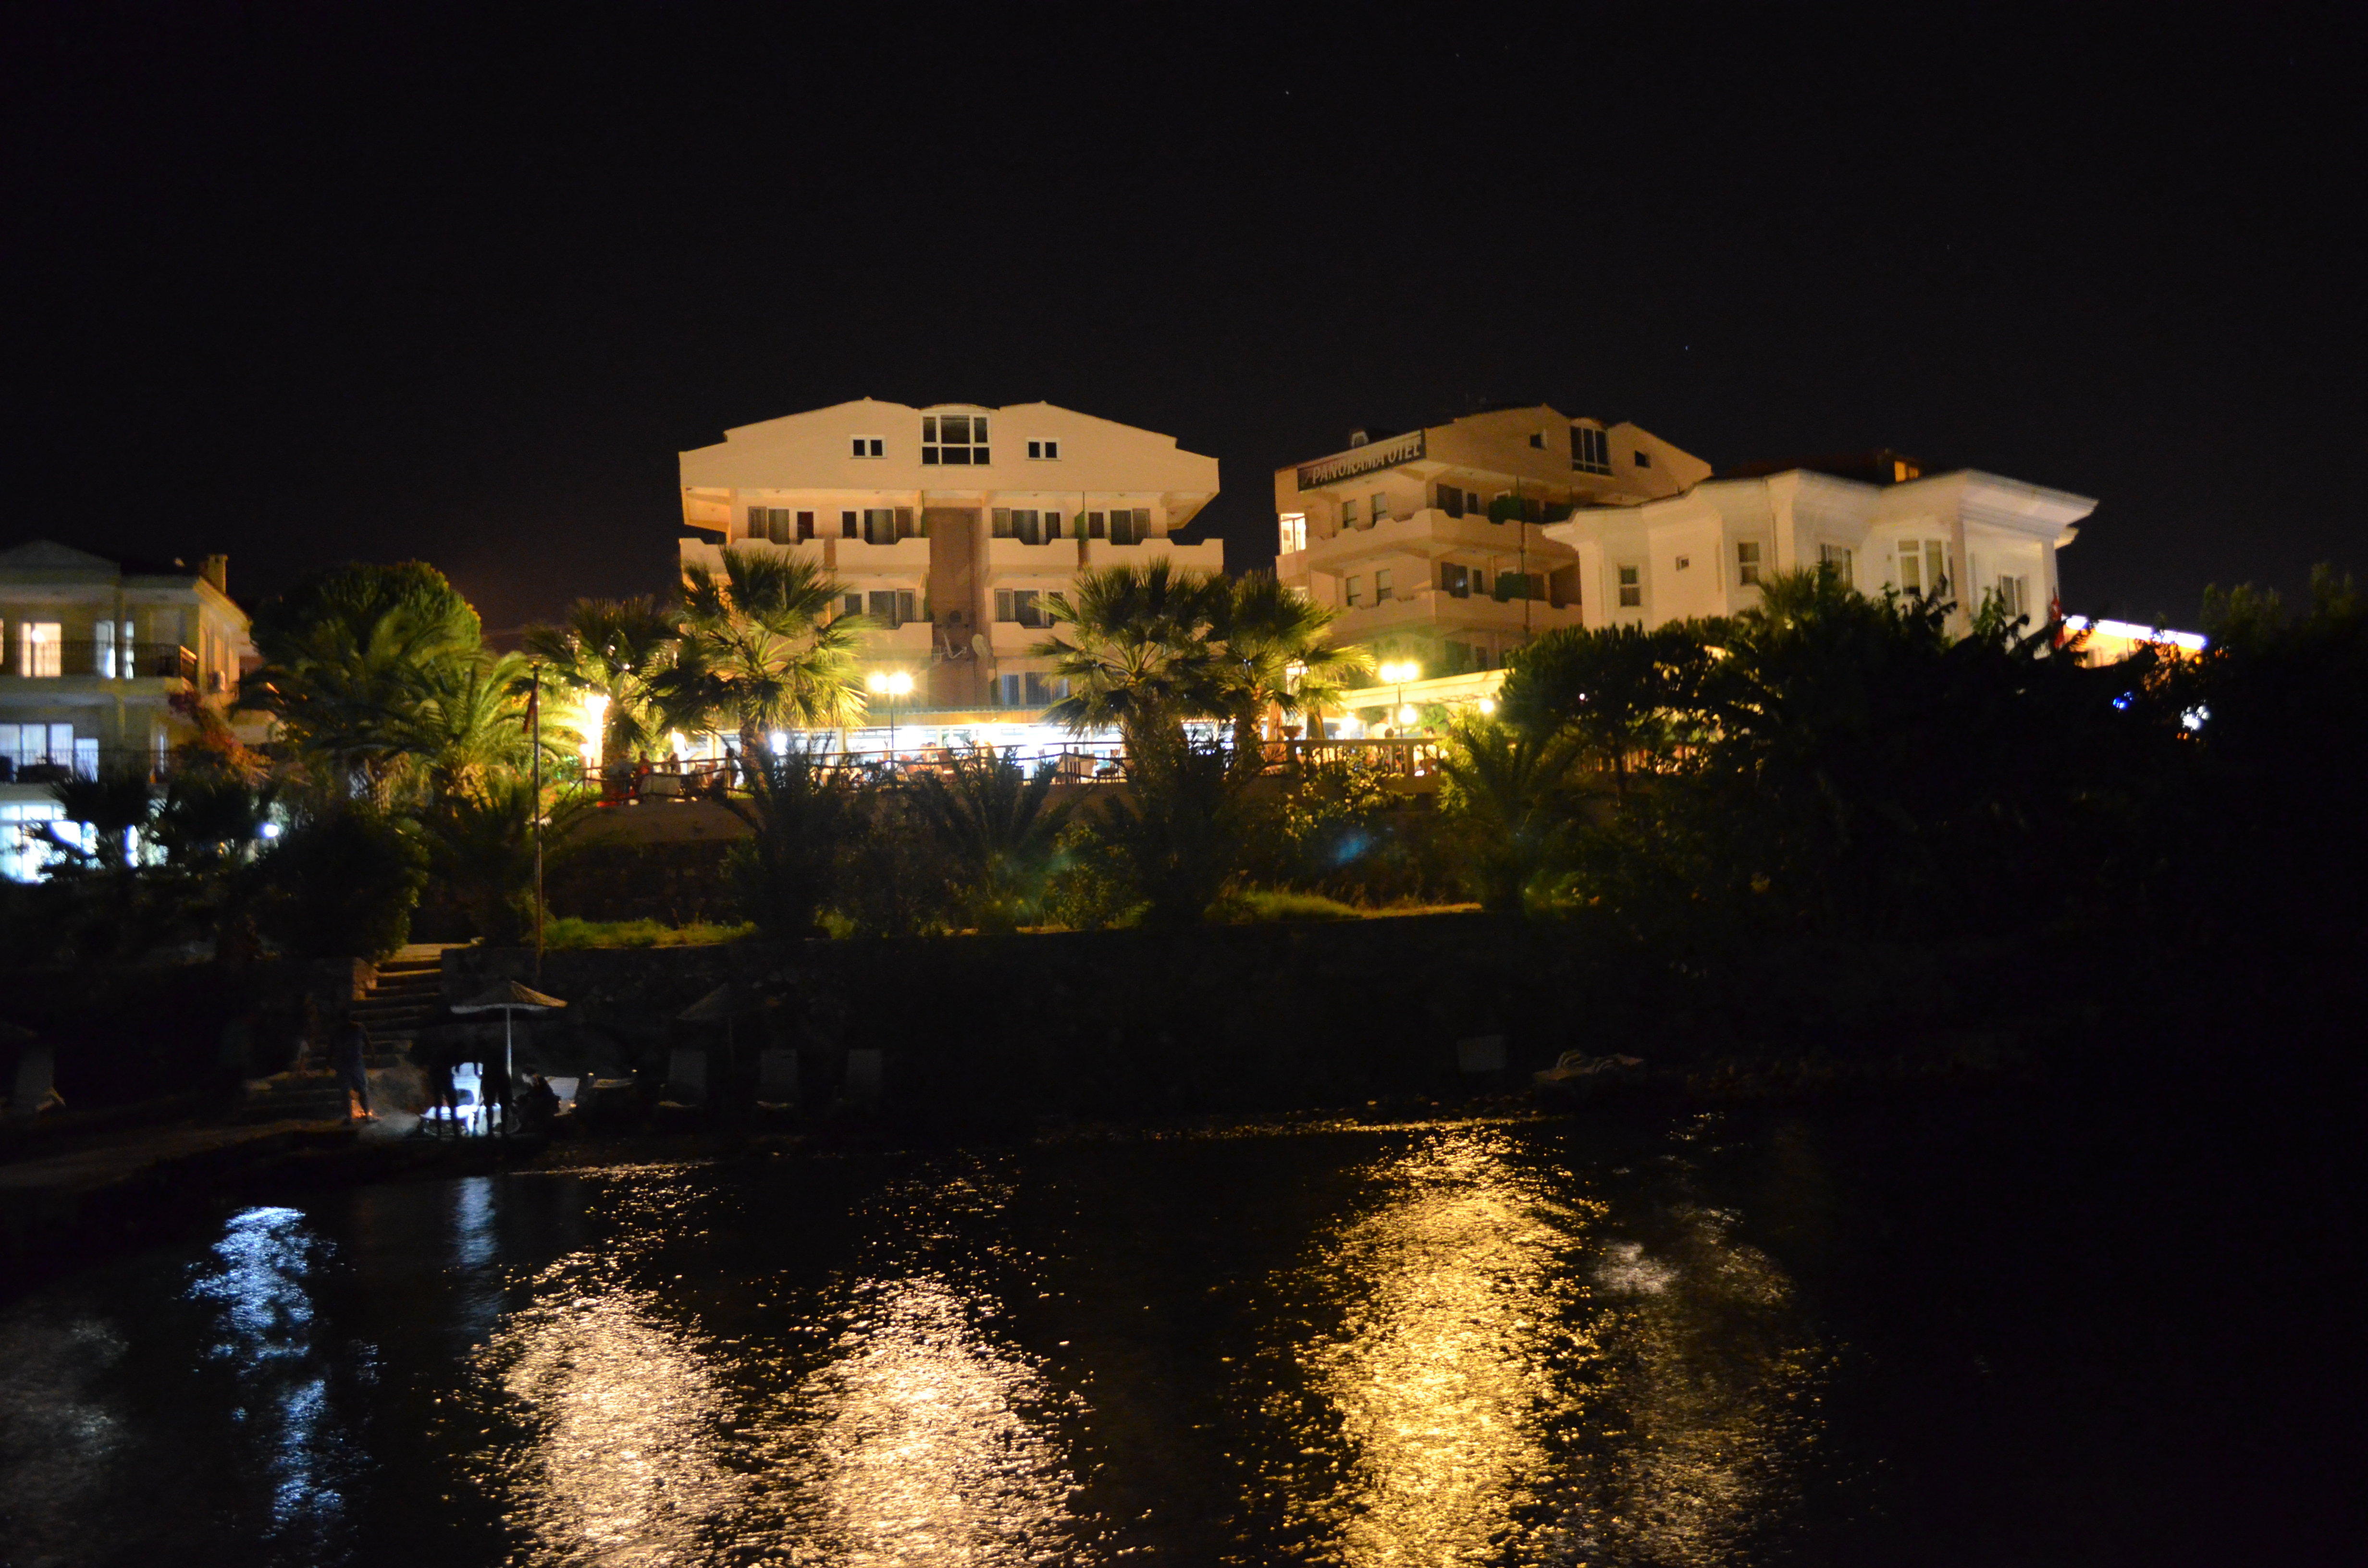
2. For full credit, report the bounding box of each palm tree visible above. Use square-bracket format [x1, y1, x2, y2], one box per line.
[718, 736, 864, 936]
[1035, 559, 1227, 757]
[1093, 726, 1259, 927]
[1434, 713, 1588, 915]
[407, 651, 541, 799]
[521, 597, 680, 771]
[244, 562, 485, 803]
[909, 745, 1075, 932]
[1206, 571, 1374, 760]
[44, 770, 157, 873]
[664, 550, 866, 753]
[1497, 621, 1718, 801]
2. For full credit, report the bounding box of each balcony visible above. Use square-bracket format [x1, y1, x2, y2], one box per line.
[1082, 535, 1223, 570]
[833, 536, 932, 573]
[987, 536, 1082, 572]
[1337, 587, 1581, 637]
[0, 640, 197, 685]
[1313, 507, 1570, 565]
[857, 620, 940, 657]
[988, 617, 1057, 656]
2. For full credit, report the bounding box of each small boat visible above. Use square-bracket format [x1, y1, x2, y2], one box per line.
[1532, 1052, 1647, 1106]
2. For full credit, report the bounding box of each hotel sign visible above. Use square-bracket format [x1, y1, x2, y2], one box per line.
[1296, 430, 1426, 491]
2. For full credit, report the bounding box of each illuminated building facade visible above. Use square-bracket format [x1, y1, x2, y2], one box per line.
[0, 540, 256, 879]
[1274, 406, 1711, 676]
[1544, 452, 2095, 637]
[678, 398, 1221, 713]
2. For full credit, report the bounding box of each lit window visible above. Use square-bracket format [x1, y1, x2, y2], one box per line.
[920, 413, 990, 466]
[16, 623, 62, 678]
[1279, 513, 1307, 553]
[850, 436, 885, 458]
[1737, 540, 1763, 587]
[1896, 539, 1948, 596]
[1573, 426, 1612, 475]
[1617, 565, 1642, 608]
[1026, 439, 1061, 460]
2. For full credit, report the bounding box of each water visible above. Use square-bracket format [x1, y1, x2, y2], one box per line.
[0, 1102, 2352, 1566]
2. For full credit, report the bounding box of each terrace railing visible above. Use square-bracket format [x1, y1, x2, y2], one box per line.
[0, 640, 199, 683]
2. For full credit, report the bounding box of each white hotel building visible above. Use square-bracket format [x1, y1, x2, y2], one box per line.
[679, 399, 1221, 716]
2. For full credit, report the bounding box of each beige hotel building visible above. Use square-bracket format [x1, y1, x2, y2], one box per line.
[680, 398, 1221, 713]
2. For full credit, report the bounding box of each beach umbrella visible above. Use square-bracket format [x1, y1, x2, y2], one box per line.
[676, 982, 762, 1095]
[451, 980, 567, 1086]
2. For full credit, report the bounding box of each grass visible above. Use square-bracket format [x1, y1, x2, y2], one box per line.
[1216, 889, 1364, 922]
[542, 916, 757, 949]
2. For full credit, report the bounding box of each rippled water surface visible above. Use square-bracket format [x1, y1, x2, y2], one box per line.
[1, 1103, 2351, 1566]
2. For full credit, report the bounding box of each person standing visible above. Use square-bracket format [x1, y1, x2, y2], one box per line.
[333, 1016, 375, 1121]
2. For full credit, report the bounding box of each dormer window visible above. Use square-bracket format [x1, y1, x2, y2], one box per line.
[921, 414, 990, 466]
[1026, 439, 1061, 460]
[1573, 426, 1611, 475]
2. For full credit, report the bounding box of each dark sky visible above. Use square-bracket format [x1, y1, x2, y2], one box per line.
[5, 5, 2361, 634]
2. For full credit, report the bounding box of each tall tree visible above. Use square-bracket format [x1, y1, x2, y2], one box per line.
[909, 745, 1074, 932]
[1434, 714, 1588, 916]
[665, 551, 865, 752]
[521, 596, 680, 768]
[1497, 621, 1718, 801]
[1205, 571, 1374, 761]
[1036, 559, 1226, 757]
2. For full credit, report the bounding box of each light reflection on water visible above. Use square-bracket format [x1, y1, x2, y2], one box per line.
[1256, 1126, 1822, 1566]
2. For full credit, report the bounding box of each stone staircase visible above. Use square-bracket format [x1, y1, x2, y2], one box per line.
[238, 945, 457, 1123]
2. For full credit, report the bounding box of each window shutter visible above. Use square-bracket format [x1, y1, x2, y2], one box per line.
[898, 591, 916, 624]
[842, 511, 859, 539]
[895, 507, 914, 539]
[1046, 511, 1063, 539]
[797, 511, 814, 540]
[1087, 511, 1106, 539]
[992, 508, 1012, 538]
[996, 590, 1013, 622]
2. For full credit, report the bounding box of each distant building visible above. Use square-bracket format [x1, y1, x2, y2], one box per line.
[1544, 451, 2096, 637]
[1273, 406, 1711, 676]
[678, 398, 1221, 713]
[0, 541, 255, 879]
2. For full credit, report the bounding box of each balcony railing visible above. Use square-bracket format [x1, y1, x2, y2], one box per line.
[1, 640, 199, 682]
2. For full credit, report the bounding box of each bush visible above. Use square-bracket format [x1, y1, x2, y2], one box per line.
[543, 916, 755, 949]
[253, 808, 428, 960]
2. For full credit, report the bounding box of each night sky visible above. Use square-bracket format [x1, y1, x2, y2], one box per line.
[5, 6, 2361, 636]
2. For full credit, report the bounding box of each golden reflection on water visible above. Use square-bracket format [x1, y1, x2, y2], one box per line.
[489, 1286, 746, 1565]
[1264, 1127, 1823, 1567]
[1267, 1130, 1594, 1565]
[756, 1273, 1087, 1566]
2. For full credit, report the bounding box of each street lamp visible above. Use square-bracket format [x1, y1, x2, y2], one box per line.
[866, 669, 915, 760]
[1379, 660, 1420, 734]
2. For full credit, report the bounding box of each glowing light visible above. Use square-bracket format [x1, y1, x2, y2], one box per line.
[1379, 660, 1421, 685]
[2064, 615, 2208, 653]
[259, 821, 281, 839]
[668, 732, 688, 759]
[1477, 698, 1496, 715]
[769, 731, 789, 756]
[865, 670, 915, 697]
[1397, 704, 1419, 726]
[579, 692, 611, 774]
[2183, 704, 2209, 731]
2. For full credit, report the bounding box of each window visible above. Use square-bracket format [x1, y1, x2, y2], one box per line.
[1819, 542, 1854, 582]
[851, 436, 885, 458]
[1345, 575, 1366, 608]
[1279, 513, 1307, 553]
[798, 510, 815, 540]
[1470, 568, 1487, 596]
[1995, 575, 2030, 619]
[17, 622, 62, 678]
[1617, 564, 1642, 608]
[1026, 439, 1061, 460]
[1370, 492, 1389, 526]
[995, 508, 1057, 545]
[1896, 539, 1948, 596]
[1109, 507, 1148, 545]
[1437, 483, 1466, 518]
[1634, 450, 1652, 468]
[1675, 555, 1691, 572]
[867, 590, 919, 625]
[1340, 499, 1358, 530]
[1573, 425, 1612, 475]
[994, 589, 1048, 628]
[920, 413, 989, 466]
[841, 510, 859, 539]
[1737, 540, 1764, 587]
[841, 594, 863, 619]
[1529, 431, 1545, 449]
[1441, 563, 1470, 598]
[861, 508, 902, 544]
[1373, 568, 1394, 603]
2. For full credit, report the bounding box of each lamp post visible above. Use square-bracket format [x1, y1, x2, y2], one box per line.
[866, 669, 914, 761]
[1379, 660, 1420, 735]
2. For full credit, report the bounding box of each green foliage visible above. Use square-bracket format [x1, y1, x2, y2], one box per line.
[420, 774, 548, 944]
[1434, 714, 1589, 916]
[1037, 558, 1227, 754]
[720, 739, 864, 937]
[1204, 570, 1375, 756]
[543, 916, 755, 949]
[909, 745, 1074, 932]
[837, 788, 951, 938]
[1214, 888, 1363, 922]
[1091, 731, 1264, 927]
[1499, 620, 1718, 796]
[1040, 821, 1144, 931]
[666, 550, 865, 745]
[522, 596, 682, 766]
[252, 807, 428, 960]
